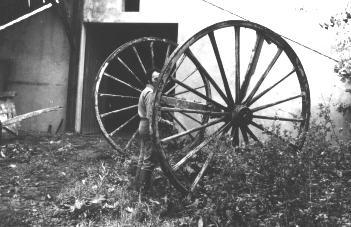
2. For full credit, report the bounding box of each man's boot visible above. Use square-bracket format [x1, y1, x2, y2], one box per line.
[139, 169, 152, 195]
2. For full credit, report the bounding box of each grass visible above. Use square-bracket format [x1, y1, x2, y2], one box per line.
[1, 105, 351, 226]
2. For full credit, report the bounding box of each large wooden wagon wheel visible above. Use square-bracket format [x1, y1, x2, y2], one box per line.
[94, 37, 211, 154]
[151, 20, 311, 194]
[94, 37, 178, 154]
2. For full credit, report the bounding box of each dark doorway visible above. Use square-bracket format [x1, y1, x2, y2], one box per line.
[81, 23, 178, 134]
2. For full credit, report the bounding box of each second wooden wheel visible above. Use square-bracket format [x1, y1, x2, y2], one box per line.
[94, 37, 177, 154]
[151, 20, 311, 194]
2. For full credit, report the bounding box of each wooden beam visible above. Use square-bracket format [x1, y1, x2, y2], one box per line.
[0, 3, 53, 31]
[53, 0, 75, 49]
[65, 0, 84, 132]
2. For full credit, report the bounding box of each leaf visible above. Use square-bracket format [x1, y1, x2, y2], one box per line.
[89, 194, 106, 204]
[125, 207, 134, 213]
[185, 165, 195, 174]
[198, 216, 204, 227]
[149, 198, 160, 205]
[70, 199, 85, 212]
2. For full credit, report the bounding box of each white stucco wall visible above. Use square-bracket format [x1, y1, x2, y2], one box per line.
[0, 8, 69, 132]
[84, 0, 351, 136]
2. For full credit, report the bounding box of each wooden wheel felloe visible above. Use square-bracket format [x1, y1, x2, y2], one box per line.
[94, 37, 177, 154]
[152, 20, 311, 194]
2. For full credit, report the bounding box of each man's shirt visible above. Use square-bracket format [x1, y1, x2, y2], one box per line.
[138, 84, 154, 120]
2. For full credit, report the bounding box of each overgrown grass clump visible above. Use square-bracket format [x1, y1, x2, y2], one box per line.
[55, 105, 351, 226]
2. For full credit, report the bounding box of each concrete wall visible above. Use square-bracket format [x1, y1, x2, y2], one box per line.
[83, 0, 351, 135]
[0, 8, 69, 132]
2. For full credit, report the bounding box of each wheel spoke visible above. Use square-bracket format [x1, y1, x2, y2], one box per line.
[186, 50, 230, 104]
[172, 122, 231, 171]
[209, 31, 234, 105]
[161, 117, 226, 143]
[165, 67, 199, 95]
[98, 93, 139, 100]
[231, 126, 239, 146]
[109, 114, 138, 136]
[117, 57, 144, 87]
[132, 46, 147, 74]
[124, 129, 138, 151]
[250, 121, 297, 148]
[253, 114, 304, 122]
[234, 26, 240, 104]
[252, 94, 303, 112]
[191, 150, 214, 192]
[244, 125, 260, 143]
[248, 69, 296, 106]
[150, 41, 155, 69]
[244, 48, 282, 104]
[164, 54, 187, 94]
[160, 107, 229, 116]
[164, 43, 172, 65]
[165, 112, 194, 139]
[179, 112, 202, 124]
[161, 96, 214, 111]
[239, 33, 264, 102]
[104, 72, 142, 93]
[174, 85, 205, 96]
[100, 105, 138, 118]
[170, 76, 227, 110]
[240, 126, 249, 144]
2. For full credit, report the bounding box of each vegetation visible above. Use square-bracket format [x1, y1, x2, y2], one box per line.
[0, 105, 350, 226]
[321, 2, 351, 114]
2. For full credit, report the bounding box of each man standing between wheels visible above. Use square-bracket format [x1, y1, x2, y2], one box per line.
[137, 69, 160, 194]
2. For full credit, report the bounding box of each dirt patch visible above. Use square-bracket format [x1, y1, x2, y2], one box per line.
[0, 133, 122, 226]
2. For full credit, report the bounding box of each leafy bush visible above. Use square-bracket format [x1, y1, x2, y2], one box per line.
[192, 104, 351, 226]
[54, 104, 351, 226]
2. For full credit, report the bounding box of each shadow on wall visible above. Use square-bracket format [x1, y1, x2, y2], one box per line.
[0, 59, 13, 91]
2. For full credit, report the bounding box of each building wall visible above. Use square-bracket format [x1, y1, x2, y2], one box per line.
[83, 0, 351, 135]
[0, 8, 69, 132]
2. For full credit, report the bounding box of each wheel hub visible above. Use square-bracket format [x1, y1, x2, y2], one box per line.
[231, 105, 253, 126]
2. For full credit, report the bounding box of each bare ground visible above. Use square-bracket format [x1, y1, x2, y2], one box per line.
[0, 132, 120, 226]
